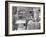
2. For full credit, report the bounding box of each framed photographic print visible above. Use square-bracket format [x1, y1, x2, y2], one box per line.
[5, 1, 45, 36]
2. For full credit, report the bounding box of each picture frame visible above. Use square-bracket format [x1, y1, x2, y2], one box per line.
[5, 1, 45, 36]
